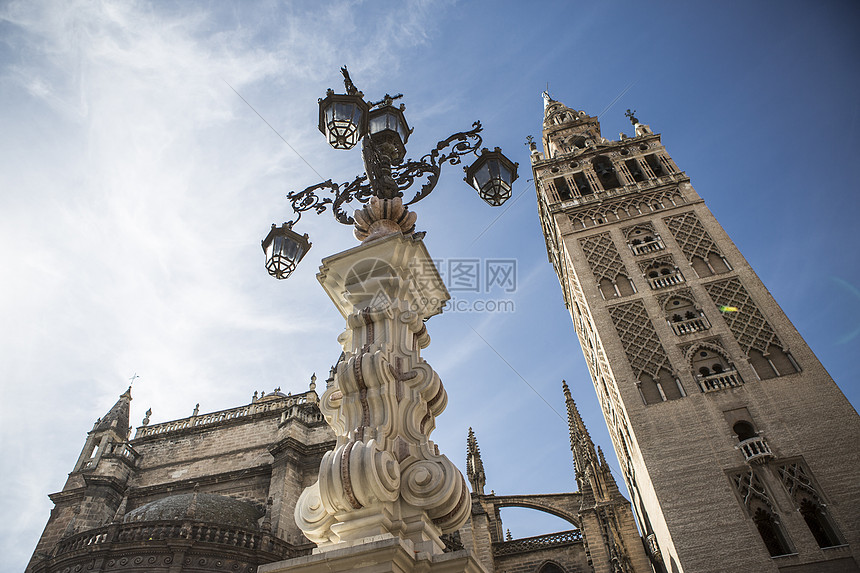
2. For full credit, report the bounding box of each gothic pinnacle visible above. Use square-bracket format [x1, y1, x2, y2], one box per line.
[466, 427, 486, 495]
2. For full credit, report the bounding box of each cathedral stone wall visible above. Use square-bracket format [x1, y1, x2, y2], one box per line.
[492, 540, 591, 573]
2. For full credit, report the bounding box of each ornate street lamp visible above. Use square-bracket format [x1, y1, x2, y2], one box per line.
[268, 68, 520, 559]
[465, 147, 519, 206]
[266, 65, 519, 276]
[367, 98, 411, 163]
[261, 223, 311, 280]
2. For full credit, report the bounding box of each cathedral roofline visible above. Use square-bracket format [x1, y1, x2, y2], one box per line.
[131, 388, 323, 442]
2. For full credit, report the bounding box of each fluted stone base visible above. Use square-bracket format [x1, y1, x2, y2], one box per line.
[258, 537, 487, 573]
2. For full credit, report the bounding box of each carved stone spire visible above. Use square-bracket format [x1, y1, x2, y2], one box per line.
[563, 380, 604, 502]
[598, 445, 621, 496]
[95, 386, 132, 441]
[466, 427, 486, 495]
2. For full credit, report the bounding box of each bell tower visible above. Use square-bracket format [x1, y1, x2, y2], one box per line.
[28, 387, 136, 571]
[531, 93, 860, 572]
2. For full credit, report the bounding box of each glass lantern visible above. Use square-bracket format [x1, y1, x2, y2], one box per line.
[367, 105, 411, 162]
[262, 223, 312, 280]
[464, 147, 519, 206]
[318, 90, 370, 150]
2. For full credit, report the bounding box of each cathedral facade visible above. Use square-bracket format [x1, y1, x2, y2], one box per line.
[530, 93, 860, 572]
[26, 376, 649, 573]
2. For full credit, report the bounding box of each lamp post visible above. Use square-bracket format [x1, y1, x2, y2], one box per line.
[262, 66, 518, 278]
[265, 68, 518, 559]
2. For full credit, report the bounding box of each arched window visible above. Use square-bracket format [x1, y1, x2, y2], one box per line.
[553, 176, 572, 201]
[537, 562, 566, 573]
[778, 462, 843, 549]
[753, 508, 793, 557]
[644, 261, 682, 289]
[638, 368, 684, 404]
[749, 346, 800, 380]
[572, 172, 592, 196]
[690, 347, 742, 392]
[625, 158, 645, 182]
[592, 156, 621, 190]
[627, 227, 664, 255]
[732, 420, 773, 463]
[733, 421, 757, 441]
[799, 499, 842, 548]
[664, 296, 708, 335]
[644, 154, 664, 177]
[690, 252, 732, 278]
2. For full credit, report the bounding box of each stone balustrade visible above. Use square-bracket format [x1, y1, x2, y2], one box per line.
[670, 315, 709, 335]
[697, 370, 743, 393]
[648, 273, 683, 290]
[493, 529, 582, 556]
[134, 393, 313, 439]
[738, 436, 774, 464]
[53, 520, 301, 559]
[631, 239, 664, 255]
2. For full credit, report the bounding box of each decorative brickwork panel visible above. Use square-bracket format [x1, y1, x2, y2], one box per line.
[580, 233, 626, 283]
[704, 278, 783, 354]
[608, 301, 671, 378]
[664, 211, 722, 261]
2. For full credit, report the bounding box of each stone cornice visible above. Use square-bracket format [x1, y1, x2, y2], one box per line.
[268, 437, 335, 464]
[48, 488, 85, 505]
[80, 474, 128, 496]
[125, 465, 273, 501]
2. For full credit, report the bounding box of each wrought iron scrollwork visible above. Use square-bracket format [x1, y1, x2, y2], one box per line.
[285, 121, 484, 226]
[402, 121, 483, 205]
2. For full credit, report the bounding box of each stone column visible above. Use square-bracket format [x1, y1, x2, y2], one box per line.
[293, 232, 470, 556]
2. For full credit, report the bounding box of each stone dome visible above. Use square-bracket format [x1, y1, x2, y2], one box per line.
[123, 493, 263, 529]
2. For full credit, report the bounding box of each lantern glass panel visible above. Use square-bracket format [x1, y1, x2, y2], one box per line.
[369, 109, 409, 144]
[320, 95, 367, 150]
[263, 225, 311, 280]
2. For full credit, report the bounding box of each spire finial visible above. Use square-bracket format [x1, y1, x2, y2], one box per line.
[542, 90, 554, 110]
[466, 427, 486, 495]
[625, 108, 638, 126]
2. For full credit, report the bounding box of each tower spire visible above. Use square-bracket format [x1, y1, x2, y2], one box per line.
[564, 380, 607, 502]
[466, 427, 486, 495]
[95, 386, 132, 441]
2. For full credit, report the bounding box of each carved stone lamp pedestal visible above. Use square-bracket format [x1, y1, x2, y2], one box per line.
[260, 232, 482, 573]
[259, 537, 487, 573]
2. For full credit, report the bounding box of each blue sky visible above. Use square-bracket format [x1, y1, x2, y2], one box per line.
[2, 1, 859, 569]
